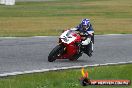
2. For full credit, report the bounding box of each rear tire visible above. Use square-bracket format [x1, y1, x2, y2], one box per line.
[48, 45, 64, 62]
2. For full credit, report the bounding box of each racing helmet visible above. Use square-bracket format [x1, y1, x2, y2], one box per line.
[81, 19, 90, 29]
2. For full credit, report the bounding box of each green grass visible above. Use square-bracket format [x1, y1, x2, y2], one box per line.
[0, 0, 132, 36]
[0, 64, 132, 88]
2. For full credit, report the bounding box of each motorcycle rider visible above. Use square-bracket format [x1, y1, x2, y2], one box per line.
[70, 19, 94, 57]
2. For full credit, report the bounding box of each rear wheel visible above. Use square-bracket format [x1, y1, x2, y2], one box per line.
[48, 45, 64, 62]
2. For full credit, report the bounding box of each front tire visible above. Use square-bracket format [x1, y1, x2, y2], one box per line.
[48, 45, 64, 62]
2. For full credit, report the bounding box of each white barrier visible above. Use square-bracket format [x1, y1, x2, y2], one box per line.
[0, 0, 5, 4]
[0, 0, 15, 5]
[5, 0, 15, 5]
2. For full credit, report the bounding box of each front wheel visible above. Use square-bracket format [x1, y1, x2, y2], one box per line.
[48, 45, 64, 62]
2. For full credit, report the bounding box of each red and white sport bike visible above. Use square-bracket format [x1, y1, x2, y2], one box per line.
[48, 29, 84, 62]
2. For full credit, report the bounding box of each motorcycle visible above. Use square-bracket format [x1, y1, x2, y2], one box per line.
[48, 29, 84, 62]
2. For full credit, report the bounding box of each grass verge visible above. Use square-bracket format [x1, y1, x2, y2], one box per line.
[0, 64, 132, 88]
[0, 0, 132, 36]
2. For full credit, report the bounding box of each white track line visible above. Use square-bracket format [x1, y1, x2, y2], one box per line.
[0, 61, 132, 77]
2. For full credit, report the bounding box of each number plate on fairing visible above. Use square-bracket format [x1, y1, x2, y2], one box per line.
[60, 30, 76, 44]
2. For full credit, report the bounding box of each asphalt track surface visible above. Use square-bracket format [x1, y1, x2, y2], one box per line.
[0, 34, 132, 76]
